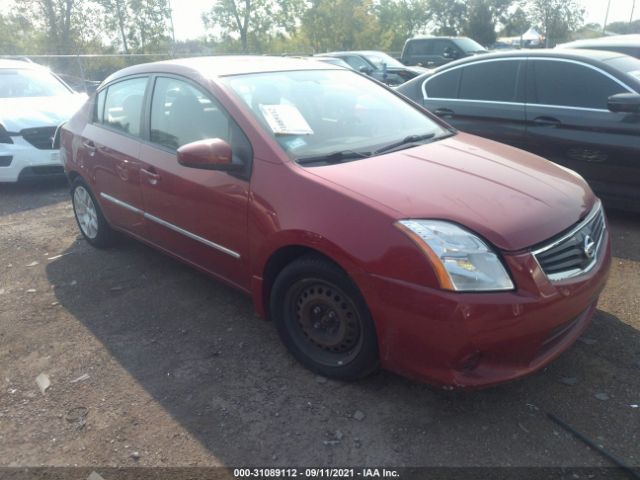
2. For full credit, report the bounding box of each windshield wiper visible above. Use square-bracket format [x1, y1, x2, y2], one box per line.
[373, 133, 436, 155]
[297, 150, 371, 165]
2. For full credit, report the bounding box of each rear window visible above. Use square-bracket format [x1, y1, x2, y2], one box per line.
[424, 69, 460, 98]
[459, 60, 520, 102]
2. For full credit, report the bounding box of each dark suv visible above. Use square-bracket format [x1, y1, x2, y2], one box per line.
[401, 36, 488, 68]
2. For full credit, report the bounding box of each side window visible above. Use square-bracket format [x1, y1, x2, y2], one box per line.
[150, 77, 251, 165]
[459, 60, 521, 102]
[432, 40, 454, 57]
[93, 89, 106, 123]
[531, 60, 627, 109]
[102, 77, 147, 136]
[410, 41, 431, 56]
[424, 69, 461, 98]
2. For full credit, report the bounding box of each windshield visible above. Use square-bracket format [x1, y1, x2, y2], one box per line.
[361, 52, 405, 69]
[0, 68, 71, 98]
[221, 69, 449, 163]
[604, 55, 640, 84]
[455, 38, 488, 53]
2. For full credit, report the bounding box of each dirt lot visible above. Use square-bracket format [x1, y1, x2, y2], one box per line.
[0, 179, 639, 474]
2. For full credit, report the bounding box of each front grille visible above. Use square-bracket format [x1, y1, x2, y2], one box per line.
[533, 204, 605, 281]
[21, 127, 57, 150]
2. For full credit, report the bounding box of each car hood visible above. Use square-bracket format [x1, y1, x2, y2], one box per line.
[306, 133, 595, 252]
[0, 94, 87, 132]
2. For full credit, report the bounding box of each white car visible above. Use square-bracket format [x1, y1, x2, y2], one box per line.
[0, 60, 86, 182]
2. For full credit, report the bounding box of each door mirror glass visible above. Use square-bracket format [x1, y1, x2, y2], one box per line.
[607, 93, 640, 114]
[177, 138, 242, 171]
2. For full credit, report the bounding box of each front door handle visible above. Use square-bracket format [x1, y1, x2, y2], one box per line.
[533, 116, 561, 127]
[141, 167, 161, 185]
[433, 108, 454, 118]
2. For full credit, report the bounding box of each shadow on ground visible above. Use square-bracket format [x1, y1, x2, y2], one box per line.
[45, 235, 640, 468]
[0, 177, 69, 217]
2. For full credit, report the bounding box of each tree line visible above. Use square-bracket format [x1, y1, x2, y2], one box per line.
[0, 0, 636, 79]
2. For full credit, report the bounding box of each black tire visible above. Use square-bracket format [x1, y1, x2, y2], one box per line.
[270, 255, 379, 380]
[71, 178, 115, 248]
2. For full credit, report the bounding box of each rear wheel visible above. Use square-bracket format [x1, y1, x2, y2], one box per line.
[71, 178, 115, 248]
[270, 255, 379, 380]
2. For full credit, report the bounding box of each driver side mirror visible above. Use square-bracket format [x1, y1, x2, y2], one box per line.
[359, 65, 373, 75]
[607, 93, 640, 114]
[177, 138, 242, 171]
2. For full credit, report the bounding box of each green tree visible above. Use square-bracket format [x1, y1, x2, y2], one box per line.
[499, 6, 529, 37]
[301, 0, 379, 52]
[526, 0, 584, 47]
[426, 0, 466, 35]
[465, 0, 496, 46]
[98, 0, 172, 53]
[203, 0, 304, 53]
[374, 0, 429, 51]
[606, 19, 640, 34]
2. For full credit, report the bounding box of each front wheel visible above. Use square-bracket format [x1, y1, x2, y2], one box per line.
[71, 178, 115, 248]
[270, 255, 379, 380]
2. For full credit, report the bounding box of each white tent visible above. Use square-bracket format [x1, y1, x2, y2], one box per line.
[521, 27, 543, 45]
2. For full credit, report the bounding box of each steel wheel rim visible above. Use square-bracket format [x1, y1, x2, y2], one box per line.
[287, 279, 363, 367]
[73, 186, 99, 239]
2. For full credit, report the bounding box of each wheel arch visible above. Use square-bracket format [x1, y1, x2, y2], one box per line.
[254, 240, 371, 321]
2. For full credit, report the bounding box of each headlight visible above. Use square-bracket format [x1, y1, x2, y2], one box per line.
[396, 220, 514, 292]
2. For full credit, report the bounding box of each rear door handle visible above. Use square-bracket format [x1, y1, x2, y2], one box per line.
[83, 140, 96, 156]
[141, 166, 161, 185]
[533, 116, 561, 127]
[433, 108, 454, 118]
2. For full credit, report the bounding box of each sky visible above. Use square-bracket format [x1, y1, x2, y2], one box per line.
[171, 0, 640, 41]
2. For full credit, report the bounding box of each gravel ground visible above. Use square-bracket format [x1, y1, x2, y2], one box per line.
[0, 179, 638, 475]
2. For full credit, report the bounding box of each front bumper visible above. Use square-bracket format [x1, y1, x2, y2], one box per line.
[0, 137, 63, 183]
[365, 232, 612, 389]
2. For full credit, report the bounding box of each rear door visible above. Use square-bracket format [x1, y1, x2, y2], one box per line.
[138, 75, 252, 289]
[81, 76, 149, 238]
[524, 58, 640, 201]
[422, 59, 527, 149]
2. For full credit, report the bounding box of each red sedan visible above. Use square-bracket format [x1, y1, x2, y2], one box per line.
[60, 57, 611, 388]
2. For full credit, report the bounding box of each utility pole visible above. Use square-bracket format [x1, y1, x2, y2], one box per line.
[167, 0, 176, 57]
[602, 0, 611, 34]
[632, 0, 636, 23]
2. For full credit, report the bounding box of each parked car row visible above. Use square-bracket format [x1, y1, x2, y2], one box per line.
[57, 55, 612, 388]
[397, 48, 640, 211]
[314, 50, 427, 85]
[0, 59, 86, 182]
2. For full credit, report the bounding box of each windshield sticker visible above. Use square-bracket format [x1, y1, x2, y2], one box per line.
[282, 137, 307, 150]
[259, 104, 314, 136]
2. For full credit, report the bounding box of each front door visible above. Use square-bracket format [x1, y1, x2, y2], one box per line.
[524, 59, 640, 204]
[138, 76, 252, 290]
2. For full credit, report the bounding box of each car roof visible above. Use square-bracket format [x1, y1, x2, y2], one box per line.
[558, 34, 640, 48]
[405, 36, 473, 42]
[432, 48, 631, 71]
[103, 55, 342, 84]
[0, 58, 46, 70]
